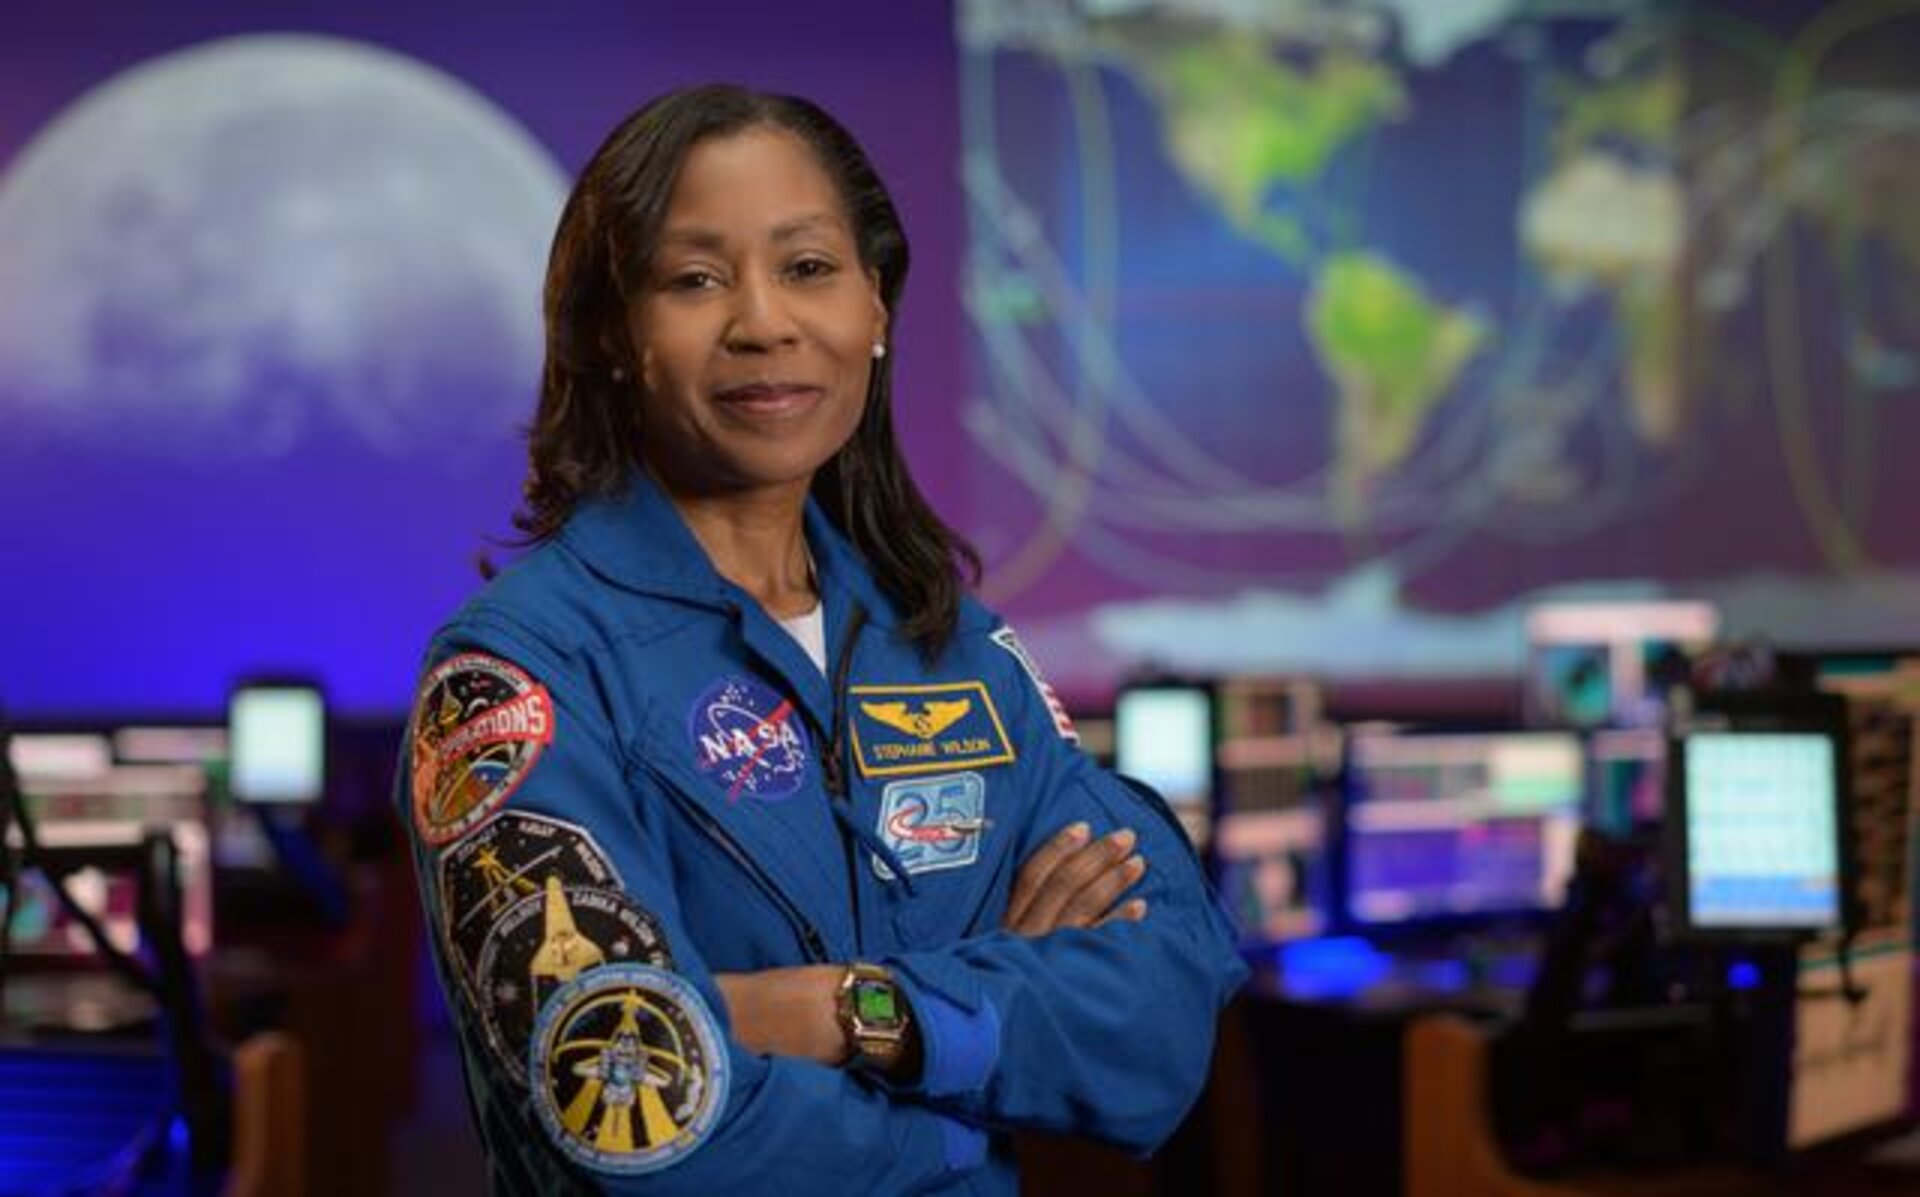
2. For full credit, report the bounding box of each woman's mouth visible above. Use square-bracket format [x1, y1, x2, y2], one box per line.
[713, 382, 824, 419]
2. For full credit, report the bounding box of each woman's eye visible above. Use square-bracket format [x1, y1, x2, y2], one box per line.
[666, 269, 718, 292]
[789, 257, 836, 281]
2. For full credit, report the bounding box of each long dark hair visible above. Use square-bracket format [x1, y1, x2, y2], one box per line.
[516, 84, 978, 659]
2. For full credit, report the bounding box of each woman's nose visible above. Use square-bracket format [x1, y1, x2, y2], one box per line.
[723, 273, 800, 352]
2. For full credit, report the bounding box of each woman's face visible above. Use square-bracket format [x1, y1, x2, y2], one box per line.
[625, 126, 887, 500]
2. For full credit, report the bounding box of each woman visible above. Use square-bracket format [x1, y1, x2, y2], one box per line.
[400, 83, 1245, 1194]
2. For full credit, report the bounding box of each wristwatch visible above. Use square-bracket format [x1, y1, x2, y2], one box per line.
[835, 962, 912, 1073]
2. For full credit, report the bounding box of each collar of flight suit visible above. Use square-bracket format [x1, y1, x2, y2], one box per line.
[557, 469, 895, 621]
[557, 468, 916, 773]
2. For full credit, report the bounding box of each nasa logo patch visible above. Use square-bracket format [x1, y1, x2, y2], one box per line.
[874, 772, 988, 880]
[531, 964, 728, 1175]
[686, 675, 811, 803]
[410, 654, 555, 844]
[476, 883, 672, 1085]
[435, 811, 621, 1006]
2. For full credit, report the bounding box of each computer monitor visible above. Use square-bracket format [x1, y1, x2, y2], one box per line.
[8, 732, 115, 782]
[5, 746, 214, 960]
[1113, 683, 1215, 851]
[1588, 727, 1667, 835]
[227, 682, 326, 805]
[1667, 720, 1846, 936]
[1215, 676, 1325, 740]
[1525, 600, 1719, 729]
[1214, 807, 1329, 943]
[112, 725, 227, 768]
[1344, 728, 1584, 927]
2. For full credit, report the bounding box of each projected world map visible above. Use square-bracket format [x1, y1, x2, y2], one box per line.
[961, 0, 1920, 686]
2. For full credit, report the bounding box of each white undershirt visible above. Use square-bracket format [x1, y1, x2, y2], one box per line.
[778, 603, 828, 675]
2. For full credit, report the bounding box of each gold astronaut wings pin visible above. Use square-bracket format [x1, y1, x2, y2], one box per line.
[859, 697, 973, 741]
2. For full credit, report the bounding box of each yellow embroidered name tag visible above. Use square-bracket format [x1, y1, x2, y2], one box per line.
[848, 681, 1017, 778]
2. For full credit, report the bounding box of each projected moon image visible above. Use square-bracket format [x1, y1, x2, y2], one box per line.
[0, 34, 567, 460]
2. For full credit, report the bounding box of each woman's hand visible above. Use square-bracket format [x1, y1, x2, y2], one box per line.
[715, 965, 847, 1066]
[1003, 822, 1148, 936]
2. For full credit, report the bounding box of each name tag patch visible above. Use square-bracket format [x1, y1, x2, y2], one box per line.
[848, 681, 1016, 778]
[874, 772, 988, 880]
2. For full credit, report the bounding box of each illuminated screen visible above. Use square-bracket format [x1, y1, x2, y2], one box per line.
[1524, 601, 1720, 729]
[5, 757, 214, 959]
[8, 733, 113, 779]
[959, 3, 1920, 703]
[1214, 808, 1327, 943]
[228, 687, 325, 804]
[1682, 732, 1840, 930]
[1346, 730, 1583, 924]
[1114, 687, 1213, 848]
[1588, 727, 1666, 833]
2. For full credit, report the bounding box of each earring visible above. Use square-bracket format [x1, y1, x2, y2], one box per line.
[871, 341, 887, 360]
[611, 366, 629, 383]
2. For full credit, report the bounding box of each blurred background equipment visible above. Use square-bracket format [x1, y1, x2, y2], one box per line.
[227, 683, 327, 807]
[1114, 680, 1218, 851]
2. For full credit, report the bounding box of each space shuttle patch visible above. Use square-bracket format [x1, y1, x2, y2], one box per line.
[847, 681, 1016, 778]
[436, 811, 622, 1010]
[475, 882, 671, 1085]
[532, 964, 728, 1174]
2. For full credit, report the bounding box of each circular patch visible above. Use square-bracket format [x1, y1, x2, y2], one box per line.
[476, 884, 672, 1085]
[531, 964, 728, 1175]
[410, 653, 554, 844]
[435, 811, 621, 1004]
[686, 675, 810, 803]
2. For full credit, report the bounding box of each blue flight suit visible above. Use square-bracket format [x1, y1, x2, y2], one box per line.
[398, 470, 1247, 1194]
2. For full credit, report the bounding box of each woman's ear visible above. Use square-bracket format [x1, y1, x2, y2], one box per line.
[866, 268, 888, 349]
[602, 318, 645, 389]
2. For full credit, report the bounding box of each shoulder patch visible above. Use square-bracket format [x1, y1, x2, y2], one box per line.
[436, 811, 621, 1008]
[411, 653, 555, 844]
[531, 964, 728, 1175]
[476, 883, 672, 1085]
[848, 681, 1016, 778]
[989, 626, 1079, 743]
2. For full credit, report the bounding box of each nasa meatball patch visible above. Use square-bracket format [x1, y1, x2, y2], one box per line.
[686, 675, 811, 803]
[410, 653, 554, 844]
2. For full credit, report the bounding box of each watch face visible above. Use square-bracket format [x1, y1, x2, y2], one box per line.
[853, 978, 900, 1029]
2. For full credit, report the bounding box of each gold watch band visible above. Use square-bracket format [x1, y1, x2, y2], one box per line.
[836, 962, 910, 1071]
